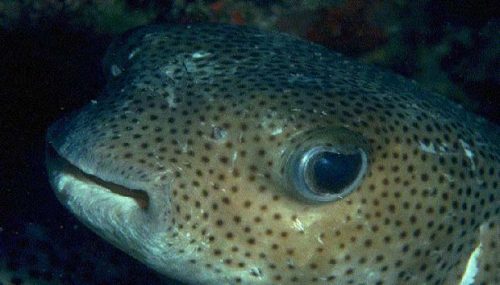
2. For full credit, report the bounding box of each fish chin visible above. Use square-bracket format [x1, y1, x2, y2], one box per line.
[45, 142, 150, 242]
[45, 141, 204, 284]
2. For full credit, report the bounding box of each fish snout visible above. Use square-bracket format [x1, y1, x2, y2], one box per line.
[45, 110, 174, 217]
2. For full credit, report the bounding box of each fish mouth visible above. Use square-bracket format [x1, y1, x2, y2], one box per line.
[46, 142, 150, 210]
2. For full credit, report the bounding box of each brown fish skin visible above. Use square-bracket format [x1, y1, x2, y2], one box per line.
[46, 24, 499, 285]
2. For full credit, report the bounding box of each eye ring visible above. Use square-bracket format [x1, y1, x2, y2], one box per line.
[283, 128, 370, 203]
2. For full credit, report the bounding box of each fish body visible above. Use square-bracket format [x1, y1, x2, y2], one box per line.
[46, 24, 499, 285]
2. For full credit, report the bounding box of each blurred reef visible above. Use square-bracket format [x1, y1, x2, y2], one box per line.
[0, 1, 498, 285]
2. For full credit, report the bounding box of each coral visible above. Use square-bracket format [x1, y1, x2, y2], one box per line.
[366, 0, 499, 123]
[76, 0, 156, 34]
[0, 0, 157, 34]
[305, 0, 388, 56]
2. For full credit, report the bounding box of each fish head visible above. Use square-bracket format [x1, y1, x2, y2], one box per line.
[46, 24, 499, 285]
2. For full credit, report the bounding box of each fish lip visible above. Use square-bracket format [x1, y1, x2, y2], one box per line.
[45, 124, 150, 209]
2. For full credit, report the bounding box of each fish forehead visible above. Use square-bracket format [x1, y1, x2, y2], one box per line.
[49, 24, 499, 285]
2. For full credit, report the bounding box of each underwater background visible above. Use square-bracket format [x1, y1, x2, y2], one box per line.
[0, 1, 498, 284]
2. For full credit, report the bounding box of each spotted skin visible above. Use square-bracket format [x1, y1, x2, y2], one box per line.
[46, 24, 499, 285]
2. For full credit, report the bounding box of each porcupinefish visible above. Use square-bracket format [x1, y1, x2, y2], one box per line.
[46, 24, 499, 285]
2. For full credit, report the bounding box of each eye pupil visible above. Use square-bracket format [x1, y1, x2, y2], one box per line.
[284, 127, 369, 202]
[309, 152, 363, 194]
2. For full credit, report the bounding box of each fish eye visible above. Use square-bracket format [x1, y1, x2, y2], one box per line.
[284, 128, 369, 203]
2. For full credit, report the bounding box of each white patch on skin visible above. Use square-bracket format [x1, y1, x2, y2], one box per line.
[211, 125, 228, 142]
[183, 59, 196, 73]
[419, 141, 455, 155]
[230, 151, 238, 172]
[160, 65, 175, 78]
[259, 109, 289, 138]
[459, 139, 476, 170]
[317, 235, 324, 245]
[442, 173, 455, 182]
[165, 92, 177, 108]
[419, 141, 437, 154]
[288, 73, 319, 85]
[248, 267, 263, 279]
[191, 51, 211, 59]
[181, 143, 188, 153]
[459, 140, 474, 159]
[292, 217, 305, 233]
[128, 47, 141, 59]
[271, 127, 283, 135]
[110, 64, 123, 77]
[366, 271, 381, 281]
[438, 143, 450, 153]
[459, 243, 482, 285]
[153, 168, 173, 184]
